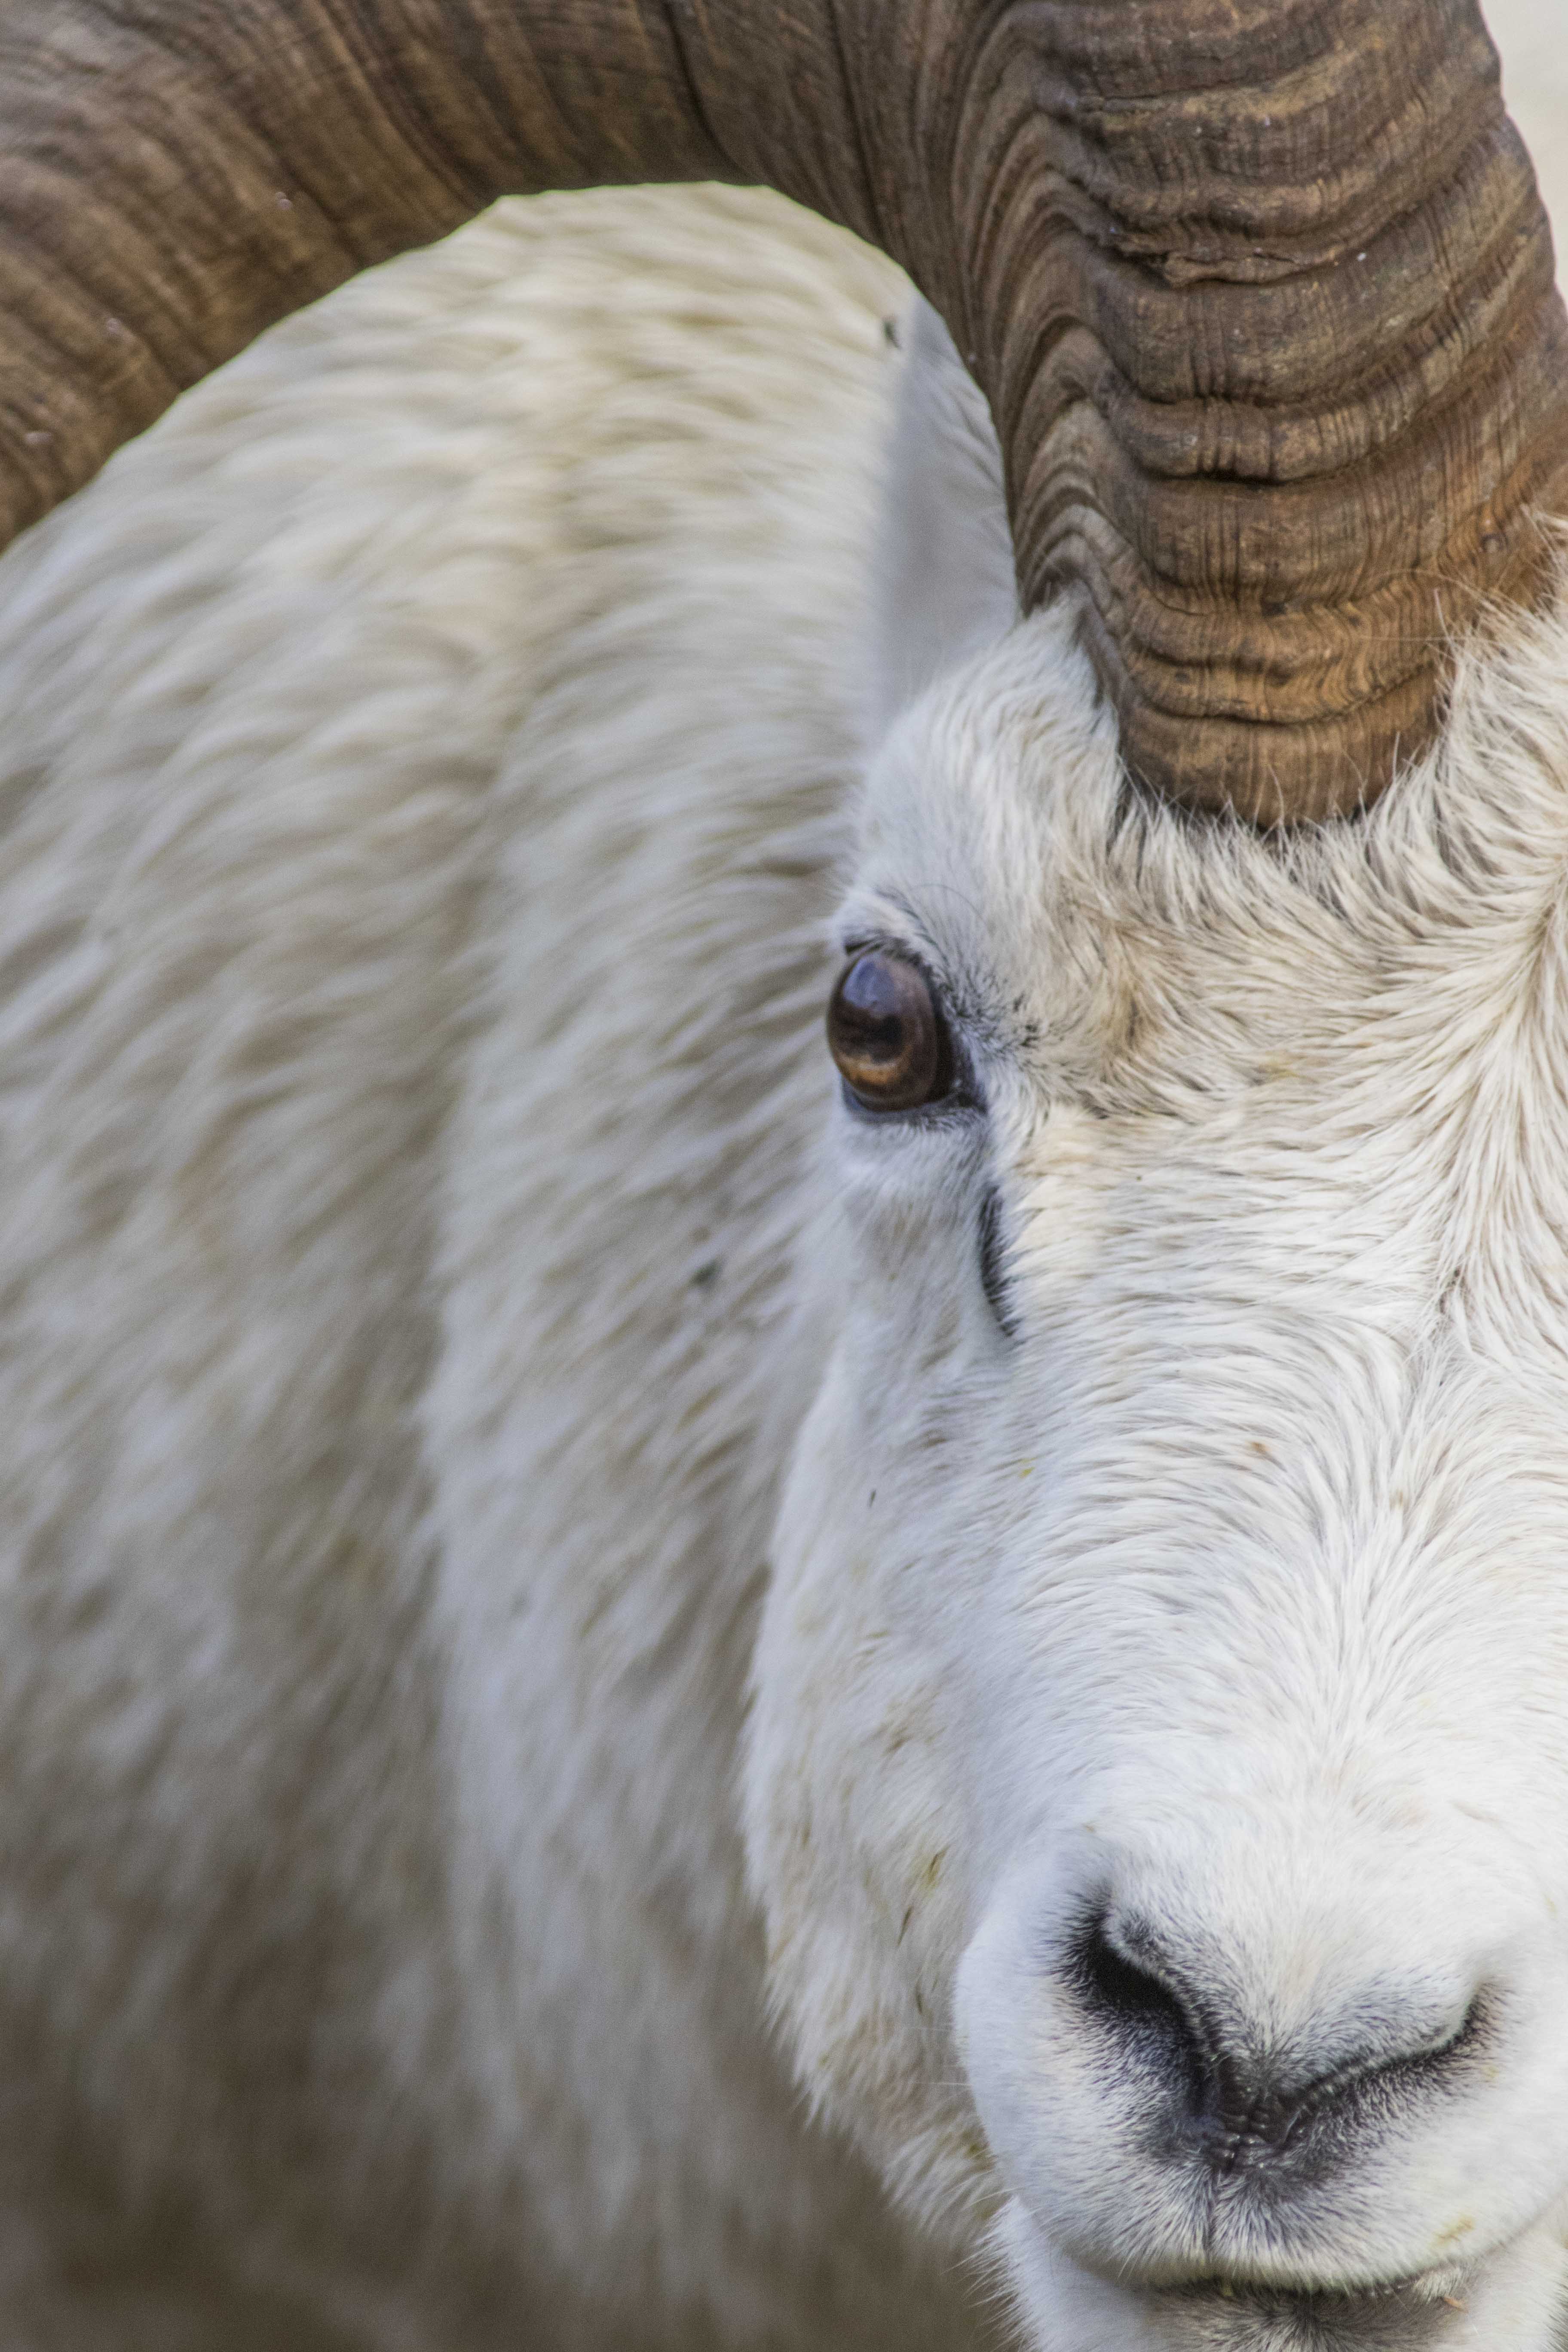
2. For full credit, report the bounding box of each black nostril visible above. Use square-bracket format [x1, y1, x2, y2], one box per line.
[1072, 1914, 1209, 2108]
[1068, 1910, 1491, 2173]
[1076, 1917, 1188, 2036]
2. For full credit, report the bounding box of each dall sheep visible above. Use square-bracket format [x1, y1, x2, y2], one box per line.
[0, 4, 1567, 2351]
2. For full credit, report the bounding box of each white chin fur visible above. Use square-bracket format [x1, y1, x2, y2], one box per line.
[994, 2200, 1568, 2352]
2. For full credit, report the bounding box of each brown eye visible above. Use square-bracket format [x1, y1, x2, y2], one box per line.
[827, 951, 954, 1113]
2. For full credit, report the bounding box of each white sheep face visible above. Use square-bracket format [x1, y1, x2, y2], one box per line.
[745, 601, 1568, 2352]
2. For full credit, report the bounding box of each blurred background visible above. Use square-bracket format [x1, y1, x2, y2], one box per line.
[1488, 0, 1568, 272]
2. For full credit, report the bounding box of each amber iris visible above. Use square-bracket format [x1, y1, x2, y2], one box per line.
[828, 952, 953, 1113]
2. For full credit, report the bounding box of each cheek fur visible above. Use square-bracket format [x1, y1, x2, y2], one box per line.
[744, 1342, 997, 2238]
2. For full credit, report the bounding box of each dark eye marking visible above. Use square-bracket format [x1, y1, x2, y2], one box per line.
[827, 949, 955, 1115]
[977, 1184, 1017, 1337]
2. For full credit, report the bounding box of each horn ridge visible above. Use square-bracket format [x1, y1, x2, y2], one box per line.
[1029, 289, 1568, 607]
[1040, 191, 1557, 494]
[957, 0, 1568, 818]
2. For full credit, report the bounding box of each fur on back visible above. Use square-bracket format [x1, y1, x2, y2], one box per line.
[0, 188, 984, 2350]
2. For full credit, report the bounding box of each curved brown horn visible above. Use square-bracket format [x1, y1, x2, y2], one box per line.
[0, 0, 1565, 824]
[977, 0, 1568, 821]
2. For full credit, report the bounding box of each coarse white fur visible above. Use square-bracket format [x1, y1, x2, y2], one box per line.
[0, 185, 977, 2352]
[0, 11, 1563, 2345]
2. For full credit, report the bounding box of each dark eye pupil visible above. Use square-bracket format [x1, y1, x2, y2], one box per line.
[836, 959, 912, 1066]
[827, 952, 951, 1112]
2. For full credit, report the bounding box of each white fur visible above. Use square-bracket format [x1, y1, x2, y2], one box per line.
[0, 21, 1562, 2343]
[0, 186, 965, 2351]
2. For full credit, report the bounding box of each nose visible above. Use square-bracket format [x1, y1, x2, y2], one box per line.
[959, 1825, 1568, 2303]
[1071, 1904, 1483, 2176]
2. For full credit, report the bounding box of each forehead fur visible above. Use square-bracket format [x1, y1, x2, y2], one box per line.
[845, 588, 1568, 1464]
[859, 590, 1568, 1131]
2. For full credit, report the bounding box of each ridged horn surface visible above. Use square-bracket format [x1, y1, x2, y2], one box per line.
[0, 0, 1564, 822]
[959, 0, 1568, 820]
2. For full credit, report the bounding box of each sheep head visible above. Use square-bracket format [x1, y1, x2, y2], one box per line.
[756, 519, 1568, 2352]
